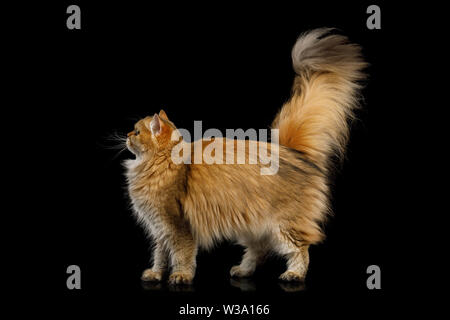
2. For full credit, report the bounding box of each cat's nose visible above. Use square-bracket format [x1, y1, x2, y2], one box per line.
[127, 131, 134, 137]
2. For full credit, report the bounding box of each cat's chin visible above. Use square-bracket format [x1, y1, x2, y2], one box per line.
[126, 147, 139, 159]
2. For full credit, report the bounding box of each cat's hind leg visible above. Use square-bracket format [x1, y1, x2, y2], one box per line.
[230, 236, 270, 278]
[274, 231, 310, 282]
[278, 245, 309, 282]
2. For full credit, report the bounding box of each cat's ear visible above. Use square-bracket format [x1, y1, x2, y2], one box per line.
[149, 114, 162, 136]
[159, 109, 169, 121]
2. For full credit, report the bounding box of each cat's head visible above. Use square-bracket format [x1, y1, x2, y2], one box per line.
[126, 110, 179, 157]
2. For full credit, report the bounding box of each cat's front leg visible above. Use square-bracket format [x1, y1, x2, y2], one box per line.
[141, 241, 168, 282]
[167, 223, 197, 285]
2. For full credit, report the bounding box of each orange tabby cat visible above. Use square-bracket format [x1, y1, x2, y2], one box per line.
[124, 28, 366, 284]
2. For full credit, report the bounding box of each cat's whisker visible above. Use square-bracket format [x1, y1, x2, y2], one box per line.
[100, 131, 129, 160]
[110, 146, 128, 160]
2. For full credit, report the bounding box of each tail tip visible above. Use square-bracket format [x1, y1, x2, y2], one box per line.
[291, 28, 365, 76]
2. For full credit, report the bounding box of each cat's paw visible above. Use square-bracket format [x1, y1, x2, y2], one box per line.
[168, 272, 193, 285]
[141, 269, 163, 282]
[279, 270, 305, 282]
[230, 265, 254, 278]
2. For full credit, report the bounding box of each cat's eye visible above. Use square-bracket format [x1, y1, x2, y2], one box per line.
[135, 129, 140, 135]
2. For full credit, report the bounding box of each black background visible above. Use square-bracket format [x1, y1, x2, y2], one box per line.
[8, 0, 412, 317]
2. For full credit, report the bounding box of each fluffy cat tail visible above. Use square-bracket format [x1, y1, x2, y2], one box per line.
[272, 28, 367, 172]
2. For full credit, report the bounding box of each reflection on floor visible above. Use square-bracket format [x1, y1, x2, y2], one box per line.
[141, 277, 306, 293]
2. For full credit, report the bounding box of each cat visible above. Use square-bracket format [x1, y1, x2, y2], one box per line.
[124, 28, 366, 284]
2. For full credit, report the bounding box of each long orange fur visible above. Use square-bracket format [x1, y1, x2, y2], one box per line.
[124, 28, 366, 284]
